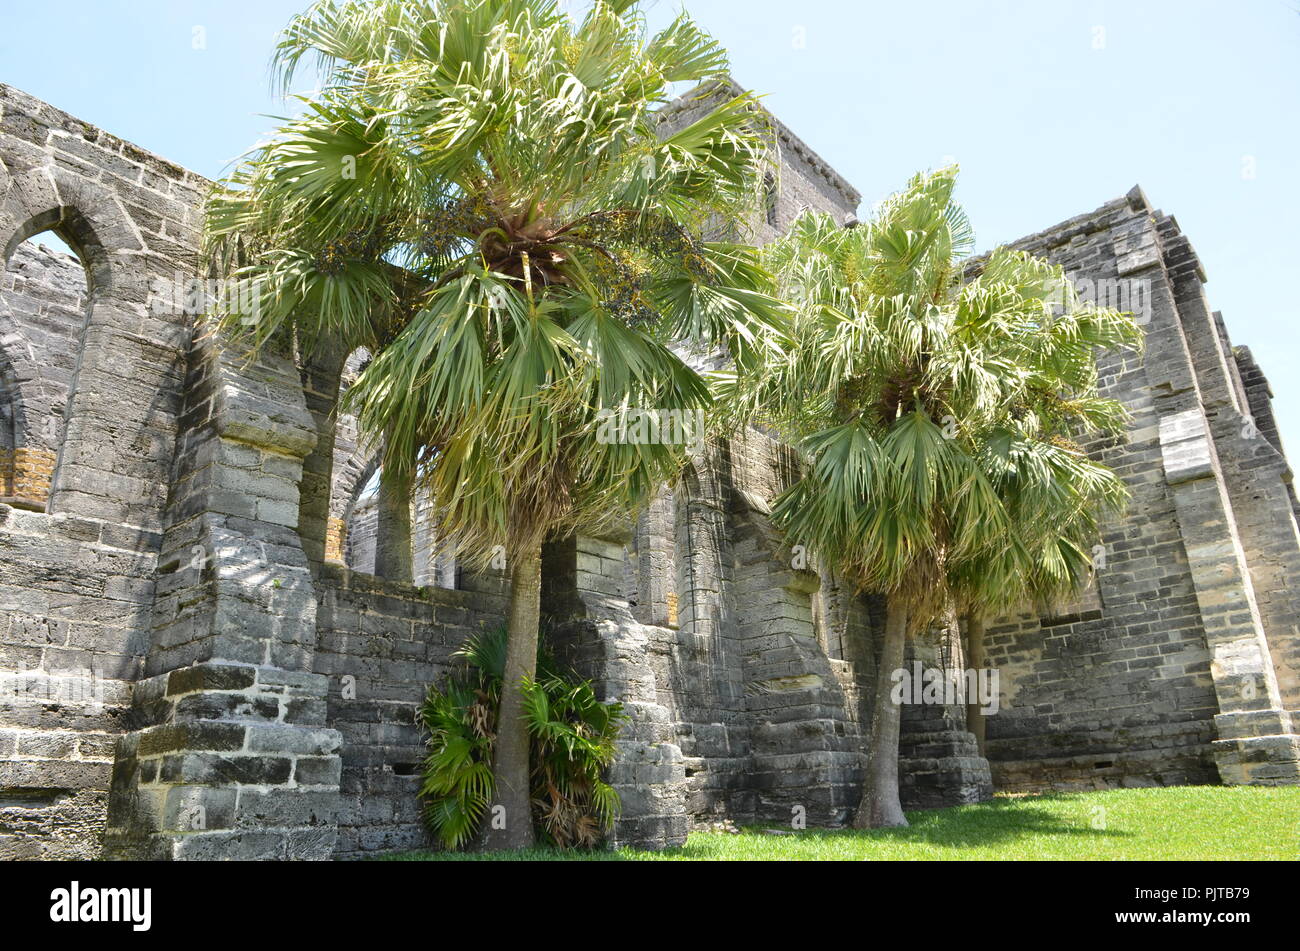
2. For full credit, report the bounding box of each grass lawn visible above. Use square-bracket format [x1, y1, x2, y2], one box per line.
[382, 786, 1300, 861]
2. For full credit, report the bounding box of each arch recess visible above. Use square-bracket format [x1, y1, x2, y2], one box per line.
[0, 157, 175, 524]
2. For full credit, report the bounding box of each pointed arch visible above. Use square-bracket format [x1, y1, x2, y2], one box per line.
[0, 158, 172, 525]
[0, 220, 88, 509]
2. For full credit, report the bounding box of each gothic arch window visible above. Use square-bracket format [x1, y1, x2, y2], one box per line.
[343, 464, 381, 574]
[0, 228, 88, 511]
[339, 460, 456, 588]
[322, 349, 455, 588]
[0, 161, 181, 530]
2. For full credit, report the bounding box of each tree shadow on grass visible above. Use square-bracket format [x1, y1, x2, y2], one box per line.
[743, 792, 1133, 855]
[377, 845, 629, 861]
[377, 793, 1134, 860]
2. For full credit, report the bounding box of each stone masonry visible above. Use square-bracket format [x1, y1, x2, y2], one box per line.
[0, 77, 1296, 860]
[974, 188, 1300, 791]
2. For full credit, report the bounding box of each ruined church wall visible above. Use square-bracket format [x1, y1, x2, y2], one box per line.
[0, 84, 509, 860]
[0, 82, 200, 858]
[1, 76, 1295, 859]
[571, 421, 990, 838]
[312, 565, 505, 859]
[979, 190, 1300, 790]
[981, 196, 1221, 790]
[554, 83, 876, 831]
[576, 91, 998, 830]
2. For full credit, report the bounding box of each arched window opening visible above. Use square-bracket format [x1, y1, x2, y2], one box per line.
[326, 349, 455, 589]
[341, 463, 456, 589]
[0, 228, 88, 511]
[344, 467, 381, 573]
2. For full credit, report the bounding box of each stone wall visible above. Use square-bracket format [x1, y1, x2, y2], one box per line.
[0, 81, 199, 859]
[977, 187, 1300, 791]
[0, 77, 1296, 861]
[313, 565, 504, 859]
[545, 426, 990, 846]
[656, 77, 861, 241]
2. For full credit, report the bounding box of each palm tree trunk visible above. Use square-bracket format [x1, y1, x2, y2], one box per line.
[375, 462, 413, 582]
[853, 599, 909, 828]
[964, 613, 987, 757]
[481, 541, 541, 851]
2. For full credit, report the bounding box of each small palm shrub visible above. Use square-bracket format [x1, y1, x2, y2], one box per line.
[418, 627, 626, 850]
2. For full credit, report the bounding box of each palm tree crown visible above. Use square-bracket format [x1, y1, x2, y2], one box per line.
[744, 167, 1141, 622]
[206, 0, 788, 564]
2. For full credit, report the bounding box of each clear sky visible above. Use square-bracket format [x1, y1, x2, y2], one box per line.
[3, 0, 1298, 452]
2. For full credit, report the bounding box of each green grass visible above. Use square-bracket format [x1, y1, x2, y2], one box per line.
[382, 786, 1300, 861]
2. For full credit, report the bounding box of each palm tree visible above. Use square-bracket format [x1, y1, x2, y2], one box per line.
[732, 167, 1141, 827]
[949, 396, 1134, 756]
[205, 0, 788, 850]
[942, 247, 1141, 756]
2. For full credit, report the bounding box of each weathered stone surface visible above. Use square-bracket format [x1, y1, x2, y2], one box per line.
[2, 79, 1297, 863]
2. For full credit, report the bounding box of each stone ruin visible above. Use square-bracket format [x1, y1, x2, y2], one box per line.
[0, 78, 1297, 860]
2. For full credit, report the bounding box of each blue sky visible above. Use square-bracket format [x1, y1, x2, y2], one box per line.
[3, 0, 1299, 452]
